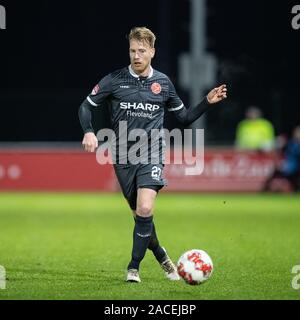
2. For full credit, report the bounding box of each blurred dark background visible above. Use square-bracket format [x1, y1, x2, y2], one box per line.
[0, 0, 299, 144]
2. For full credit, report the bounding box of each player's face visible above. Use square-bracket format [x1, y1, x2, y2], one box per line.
[129, 39, 155, 76]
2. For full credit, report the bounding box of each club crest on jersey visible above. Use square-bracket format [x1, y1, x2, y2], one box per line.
[151, 82, 161, 95]
[91, 84, 100, 95]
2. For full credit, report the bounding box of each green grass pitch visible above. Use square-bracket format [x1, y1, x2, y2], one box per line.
[0, 192, 300, 300]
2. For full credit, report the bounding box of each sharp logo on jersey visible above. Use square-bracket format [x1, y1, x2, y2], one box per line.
[120, 102, 160, 111]
[151, 82, 161, 94]
[91, 84, 100, 95]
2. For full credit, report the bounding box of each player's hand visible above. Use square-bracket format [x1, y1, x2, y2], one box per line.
[82, 132, 98, 153]
[206, 84, 227, 104]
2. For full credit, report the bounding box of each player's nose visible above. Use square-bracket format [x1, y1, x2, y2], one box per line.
[133, 51, 141, 59]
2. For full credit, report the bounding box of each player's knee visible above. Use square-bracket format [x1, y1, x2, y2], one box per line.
[136, 203, 153, 217]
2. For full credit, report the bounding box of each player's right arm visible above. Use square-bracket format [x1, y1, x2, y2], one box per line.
[78, 74, 112, 152]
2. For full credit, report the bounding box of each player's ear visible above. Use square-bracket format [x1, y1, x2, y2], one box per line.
[151, 48, 155, 58]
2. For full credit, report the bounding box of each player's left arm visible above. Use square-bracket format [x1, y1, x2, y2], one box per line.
[167, 79, 227, 126]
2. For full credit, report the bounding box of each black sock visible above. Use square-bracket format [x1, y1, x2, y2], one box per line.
[127, 215, 153, 270]
[148, 223, 167, 263]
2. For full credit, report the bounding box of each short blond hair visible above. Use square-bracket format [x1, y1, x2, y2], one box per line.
[128, 27, 156, 48]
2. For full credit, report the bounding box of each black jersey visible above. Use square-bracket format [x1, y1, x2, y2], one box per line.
[79, 65, 211, 164]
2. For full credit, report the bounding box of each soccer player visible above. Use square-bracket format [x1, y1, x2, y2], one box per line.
[263, 126, 300, 192]
[78, 27, 227, 283]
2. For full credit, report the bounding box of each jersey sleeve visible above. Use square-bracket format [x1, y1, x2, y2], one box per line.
[78, 74, 112, 134]
[86, 74, 113, 107]
[166, 78, 184, 112]
[166, 78, 211, 126]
